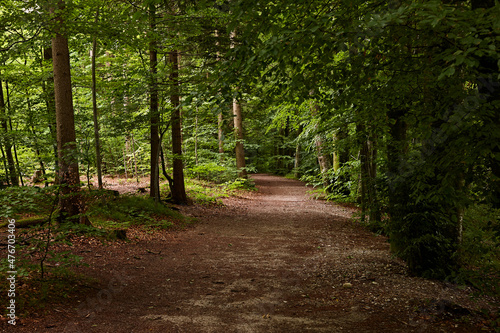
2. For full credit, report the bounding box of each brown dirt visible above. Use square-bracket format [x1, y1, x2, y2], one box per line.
[2, 174, 498, 332]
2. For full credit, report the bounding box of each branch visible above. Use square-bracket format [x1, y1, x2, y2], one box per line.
[0, 27, 44, 53]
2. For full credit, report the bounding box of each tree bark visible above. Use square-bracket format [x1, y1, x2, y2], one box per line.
[357, 123, 380, 224]
[6, 83, 23, 186]
[149, 4, 160, 201]
[0, 76, 18, 186]
[0, 144, 9, 185]
[230, 31, 247, 178]
[310, 99, 330, 187]
[51, 1, 84, 223]
[387, 109, 408, 225]
[233, 97, 247, 178]
[194, 107, 199, 166]
[294, 143, 301, 178]
[42, 47, 59, 176]
[170, 50, 187, 204]
[91, 10, 103, 189]
[218, 112, 224, 159]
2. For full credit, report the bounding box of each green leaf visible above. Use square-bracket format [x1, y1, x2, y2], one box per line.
[438, 66, 455, 80]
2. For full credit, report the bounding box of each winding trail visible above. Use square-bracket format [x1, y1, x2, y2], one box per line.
[12, 174, 492, 332]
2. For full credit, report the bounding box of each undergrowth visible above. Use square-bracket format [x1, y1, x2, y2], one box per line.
[174, 177, 256, 205]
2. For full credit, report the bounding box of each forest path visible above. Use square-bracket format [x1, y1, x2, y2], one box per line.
[13, 174, 493, 332]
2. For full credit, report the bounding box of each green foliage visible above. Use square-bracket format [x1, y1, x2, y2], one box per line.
[223, 177, 256, 191]
[457, 205, 500, 297]
[187, 162, 232, 183]
[180, 177, 256, 205]
[324, 161, 360, 204]
[183, 178, 227, 205]
[87, 193, 183, 230]
[0, 186, 54, 219]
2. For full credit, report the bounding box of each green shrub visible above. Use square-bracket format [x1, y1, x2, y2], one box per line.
[87, 194, 183, 230]
[456, 204, 500, 297]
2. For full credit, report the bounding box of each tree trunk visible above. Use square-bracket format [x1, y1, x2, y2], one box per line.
[131, 133, 139, 182]
[230, 31, 247, 178]
[0, 144, 9, 185]
[195, 107, 199, 167]
[233, 98, 247, 178]
[0, 77, 18, 186]
[91, 13, 103, 189]
[6, 83, 23, 186]
[218, 112, 224, 159]
[215, 31, 224, 162]
[309, 96, 330, 187]
[170, 50, 187, 204]
[387, 109, 408, 226]
[51, 1, 84, 223]
[28, 95, 47, 183]
[357, 123, 380, 224]
[42, 47, 59, 176]
[149, 4, 160, 201]
[294, 143, 301, 178]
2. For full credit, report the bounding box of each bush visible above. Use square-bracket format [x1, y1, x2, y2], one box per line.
[456, 204, 500, 296]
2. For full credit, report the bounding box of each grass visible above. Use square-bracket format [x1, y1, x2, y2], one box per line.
[86, 193, 186, 231]
[177, 177, 257, 205]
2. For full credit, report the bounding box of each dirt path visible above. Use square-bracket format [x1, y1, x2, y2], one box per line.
[7, 174, 497, 332]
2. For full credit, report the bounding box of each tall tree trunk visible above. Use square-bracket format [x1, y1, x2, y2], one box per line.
[27, 95, 47, 182]
[310, 100, 330, 187]
[42, 47, 58, 181]
[230, 31, 247, 178]
[91, 12, 103, 189]
[6, 83, 23, 186]
[31, 125, 47, 181]
[51, 1, 84, 223]
[215, 31, 224, 161]
[0, 144, 9, 185]
[333, 128, 348, 173]
[233, 97, 247, 178]
[131, 133, 139, 182]
[357, 124, 368, 222]
[170, 50, 187, 204]
[366, 136, 380, 223]
[218, 112, 224, 159]
[149, 4, 160, 202]
[294, 143, 301, 178]
[0, 77, 18, 186]
[387, 109, 408, 225]
[194, 106, 199, 167]
[357, 123, 381, 224]
[315, 134, 331, 185]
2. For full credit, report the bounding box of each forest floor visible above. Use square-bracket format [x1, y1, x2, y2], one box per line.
[2, 174, 499, 332]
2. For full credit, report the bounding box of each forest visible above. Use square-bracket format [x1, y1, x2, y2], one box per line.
[0, 0, 499, 329]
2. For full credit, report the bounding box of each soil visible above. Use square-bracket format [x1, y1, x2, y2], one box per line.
[1, 174, 498, 332]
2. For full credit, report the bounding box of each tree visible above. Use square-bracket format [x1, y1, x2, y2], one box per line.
[169, 49, 188, 204]
[230, 31, 246, 178]
[91, 8, 103, 190]
[149, 3, 161, 201]
[50, 0, 84, 223]
[0, 76, 18, 186]
[233, 97, 247, 178]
